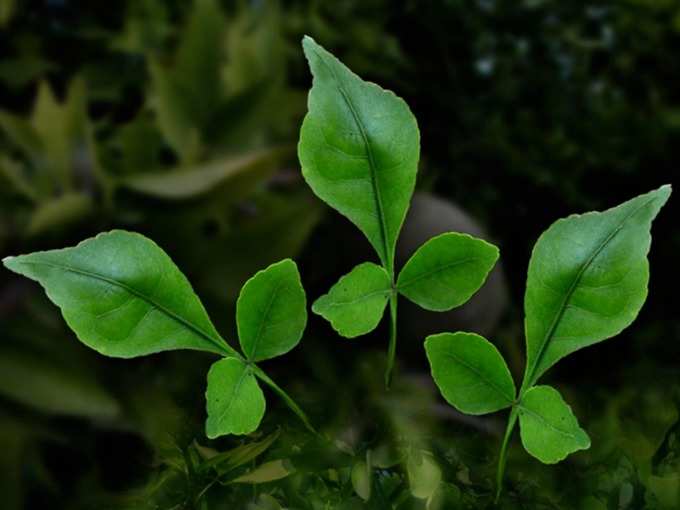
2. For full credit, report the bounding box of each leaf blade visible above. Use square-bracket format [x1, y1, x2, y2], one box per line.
[518, 385, 590, 464]
[237, 259, 307, 362]
[312, 262, 391, 338]
[298, 36, 419, 271]
[397, 232, 499, 311]
[2, 230, 234, 358]
[121, 147, 289, 200]
[425, 332, 515, 415]
[205, 357, 265, 438]
[524, 185, 671, 384]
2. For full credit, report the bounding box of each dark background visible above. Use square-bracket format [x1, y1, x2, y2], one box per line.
[0, 1, 678, 508]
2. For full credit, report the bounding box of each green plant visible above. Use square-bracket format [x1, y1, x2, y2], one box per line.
[1, 230, 314, 438]
[423, 185, 672, 500]
[298, 36, 499, 386]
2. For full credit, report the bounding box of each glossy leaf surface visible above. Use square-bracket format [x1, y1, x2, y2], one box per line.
[2, 230, 233, 358]
[205, 357, 265, 438]
[518, 385, 590, 464]
[312, 262, 391, 338]
[524, 185, 671, 384]
[397, 232, 499, 311]
[298, 36, 419, 271]
[237, 259, 307, 361]
[425, 332, 515, 415]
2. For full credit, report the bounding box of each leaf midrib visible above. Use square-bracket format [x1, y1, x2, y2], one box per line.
[248, 279, 285, 360]
[215, 365, 250, 426]
[441, 352, 514, 405]
[319, 288, 391, 308]
[525, 196, 658, 386]
[312, 47, 391, 271]
[517, 404, 583, 440]
[16, 260, 234, 356]
[398, 257, 479, 290]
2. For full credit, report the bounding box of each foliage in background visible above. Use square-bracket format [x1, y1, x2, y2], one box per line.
[0, 0, 678, 508]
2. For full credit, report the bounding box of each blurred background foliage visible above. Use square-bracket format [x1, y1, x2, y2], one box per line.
[0, 0, 678, 508]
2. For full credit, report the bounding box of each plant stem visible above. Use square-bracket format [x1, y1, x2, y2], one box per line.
[384, 290, 399, 388]
[495, 405, 519, 503]
[252, 366, 317, 434]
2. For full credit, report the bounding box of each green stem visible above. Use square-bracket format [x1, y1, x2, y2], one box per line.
[252, 366, 317, 435]
[495, 405, 519, 503]
[384, 290, 398, 388]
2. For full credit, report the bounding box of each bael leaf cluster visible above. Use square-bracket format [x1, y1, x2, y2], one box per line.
[2, 230, 313, 438]
[423, 185, 671, 499]
[298, 36, 499, 386]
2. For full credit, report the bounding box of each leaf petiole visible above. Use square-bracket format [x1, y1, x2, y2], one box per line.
[252, 365, 317, 435]
[384, 289, 398, 388]
[495, 404, 519, 503]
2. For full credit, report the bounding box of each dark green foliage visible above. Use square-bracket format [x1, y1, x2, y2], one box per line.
[1, 1, 679, 508]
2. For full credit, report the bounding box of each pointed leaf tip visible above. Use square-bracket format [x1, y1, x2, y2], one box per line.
[524, 185, 672, 383]
[0, 231, 234, 358]
[298, 32, 420, 270]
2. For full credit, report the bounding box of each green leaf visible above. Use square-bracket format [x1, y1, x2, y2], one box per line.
[26, 192, 92, 237]
[652, 412, 680, 476]
[298, 36, 420, 272]
[425, 332, 515, 415]
[148, 0, 225, 161]
[199, 429, 280, 475]
[0, 111, 42, 160]
[518, 385, 590, 464]
[205, 357, 265, 438]
[312, 262, 391, 338]
[397, 232, 499, 311]
[524, 185, 671, 384]
[407, 450, 442, 500]
[237, 259, 307, 362]
[122, 147, 288, 200]
[248, 494, 283, 510]
[230, 459, 294, 484]
[0, 348, 119, 419]
[351, 458, 372, 501]
[2, 230, 234, 358]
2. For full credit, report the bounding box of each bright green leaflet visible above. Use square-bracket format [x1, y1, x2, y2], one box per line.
[205, 357, 265, 438]
[397, 233, 499, 312]
[517, 385, 590, 464]
[237, 259, 307, 361]
[299, 36, 497, 385]
[2, 230, 233, 358]
[420, 186, 671, 500]
[312, 262, 391, 338]
[298, 36, 419, 271]
[2, 231, 314, 438]
[523, 185, 672, 386]
[425, 332, 515, 415]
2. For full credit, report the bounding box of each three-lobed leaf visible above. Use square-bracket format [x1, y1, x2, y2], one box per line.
[524, 185, 671, 385]
[3, 230, 312, 439]
[312, 262, 391, 338]
[2, 230, 234, 358]
[397, 233, 499, 311]
[517, 385, 590, 464]
[425, 332, 515, 415]
[205, 357, 265, 438]
[298, 36, 420, 271]
[237, 259, 307, 361]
